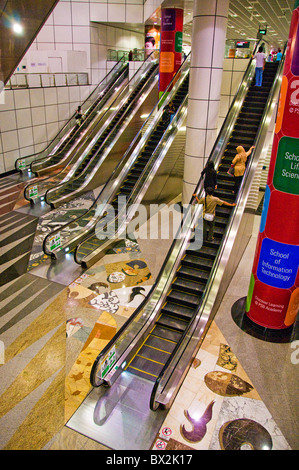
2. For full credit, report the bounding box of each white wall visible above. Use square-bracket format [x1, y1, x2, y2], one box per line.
[0, 84, 91, 173]
[19, 50, 87, 74]
[90, 22, 144, 85]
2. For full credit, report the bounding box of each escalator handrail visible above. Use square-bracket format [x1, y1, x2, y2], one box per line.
[42, 54, 190, 258]
[15, 58, 128, 172]
[149, 51, 286, 410]
[46, 62, 159, 199]
[31, 62, 130, 174]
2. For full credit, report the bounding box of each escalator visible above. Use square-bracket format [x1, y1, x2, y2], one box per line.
[86, 52, 284, 412]
[44, 60, 159, 208]
[18, 59, 128, 176]
[121, 61, 280, 385]
[74, 74, 189, 264]
[42, 56, 190, 261]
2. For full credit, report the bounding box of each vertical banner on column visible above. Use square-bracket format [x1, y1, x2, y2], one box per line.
[159, 8, 183, 100]
[145, 25, 160, 57]
[245, 1, 299, 329]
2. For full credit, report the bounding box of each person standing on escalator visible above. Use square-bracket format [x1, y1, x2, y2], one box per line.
[253, 46, 266, 87]
[231, 145, 255, 195]
[75, 106, 83, 126]
[193, 187, 236, 241]
[162, 101, 175, 125]
[201, 161, 217, 191]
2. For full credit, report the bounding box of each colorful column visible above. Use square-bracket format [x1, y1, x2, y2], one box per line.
[158, 8, 183, 100]
[245, 0, 299, 330]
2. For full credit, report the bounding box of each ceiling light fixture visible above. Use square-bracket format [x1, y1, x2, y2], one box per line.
[12, 22, 23, 34]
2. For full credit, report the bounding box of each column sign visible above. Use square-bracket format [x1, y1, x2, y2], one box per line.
[158, 8, 183, 100]
[246, 0, 299, 329]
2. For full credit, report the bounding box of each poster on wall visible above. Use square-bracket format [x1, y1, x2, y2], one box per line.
[145, 25, 160, 56]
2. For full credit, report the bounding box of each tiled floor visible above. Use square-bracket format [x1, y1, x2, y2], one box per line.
[0, 181, 298, 451]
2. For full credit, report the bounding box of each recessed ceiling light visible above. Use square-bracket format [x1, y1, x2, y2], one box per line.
[12, 22, 23, 34]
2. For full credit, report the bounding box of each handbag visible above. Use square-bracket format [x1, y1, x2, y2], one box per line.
[203, 196, 214, 221]
[227, 165, 235, 176]
[204, 213, 214, 221]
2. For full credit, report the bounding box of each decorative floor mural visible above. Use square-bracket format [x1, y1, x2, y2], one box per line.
[27, 191, 95, 270]
[151, 322, 291, 451]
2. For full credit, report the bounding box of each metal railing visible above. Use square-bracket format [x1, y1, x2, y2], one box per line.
[6, 72, 89, 89]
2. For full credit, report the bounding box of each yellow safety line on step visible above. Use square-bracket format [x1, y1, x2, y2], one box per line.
[127, 366, 158, 378]
[136, 354, 165, 366]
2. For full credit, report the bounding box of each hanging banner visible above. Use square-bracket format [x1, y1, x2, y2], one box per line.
[245, 1, 299, 329]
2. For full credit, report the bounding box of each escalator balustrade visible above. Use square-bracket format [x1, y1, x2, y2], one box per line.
[46, 63, 158, 205]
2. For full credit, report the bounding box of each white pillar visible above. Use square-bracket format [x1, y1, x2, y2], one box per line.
[182, 0, 229, 204]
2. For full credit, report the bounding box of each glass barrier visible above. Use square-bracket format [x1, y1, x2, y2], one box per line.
[107, 49, 146, 62]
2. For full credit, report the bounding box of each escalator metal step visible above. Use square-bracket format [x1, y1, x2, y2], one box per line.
[182, 253, 214, 270]
[152, 324, 183, 343]
[167, 288, 200, 308]
[137, 343, 171, 363]
[145, 331, 178, 353]
[160, 301, 194, 320]
[216, 205, 232, 217]
[218, 180, 234, 191]
[126, 359, 163, 382]
[214, 188, 235, 200]
[173, 277, 206, 296]
[177, 265, 211, 282]
[157, 312, 190, 331]
[215, 215, 228, 227]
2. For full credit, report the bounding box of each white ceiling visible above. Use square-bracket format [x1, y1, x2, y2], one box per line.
[147, 0, 295, 49]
